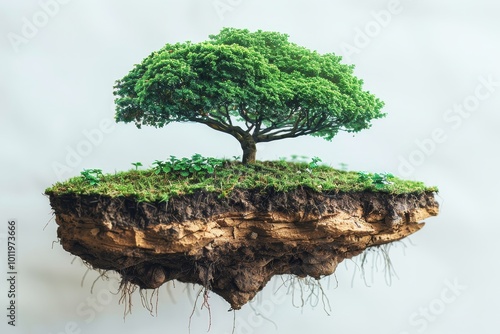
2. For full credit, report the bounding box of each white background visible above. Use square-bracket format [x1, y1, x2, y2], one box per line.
[1, 0, 499, 333]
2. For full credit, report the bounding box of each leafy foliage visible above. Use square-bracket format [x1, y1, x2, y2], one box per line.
[358, 172, 394, 190]
[308, 157, 322, 170]
[152, 154, 224, 177]
[114, 28, 385, 163]
[80, 169, 103, 186]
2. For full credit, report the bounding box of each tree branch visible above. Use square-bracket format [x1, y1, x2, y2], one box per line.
[258, 107, 300, 136]
[195, 117, 248, 142]
[252, 116, 263, 138]
[256, 114, 334, 143]
[223, 104, 233, 126]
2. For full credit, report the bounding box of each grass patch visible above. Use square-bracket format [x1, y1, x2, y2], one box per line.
[45, 160, 438, 203]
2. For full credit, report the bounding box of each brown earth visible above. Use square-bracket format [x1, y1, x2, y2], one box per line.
[47, 188, 439, 309]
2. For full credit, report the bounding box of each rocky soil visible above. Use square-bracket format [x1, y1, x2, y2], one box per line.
[47, 188, 439, 309]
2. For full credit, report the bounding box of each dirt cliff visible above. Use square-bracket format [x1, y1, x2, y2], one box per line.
[47, 188, 438, 309]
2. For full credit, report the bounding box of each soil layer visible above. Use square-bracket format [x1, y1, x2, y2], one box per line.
[48, 188, 439, 309]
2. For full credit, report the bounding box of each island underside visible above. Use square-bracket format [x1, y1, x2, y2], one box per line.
[48, 188, 439, 309]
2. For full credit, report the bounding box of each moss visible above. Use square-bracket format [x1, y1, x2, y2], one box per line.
[45, 160, 438, 203]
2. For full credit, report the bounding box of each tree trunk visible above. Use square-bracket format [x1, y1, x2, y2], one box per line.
[240, 134, 257, 164]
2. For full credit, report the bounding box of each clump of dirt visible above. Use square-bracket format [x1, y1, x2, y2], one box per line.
[47, 188, 438, 309]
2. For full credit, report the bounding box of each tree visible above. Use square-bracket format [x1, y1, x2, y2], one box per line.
[114, 28, 385, 164]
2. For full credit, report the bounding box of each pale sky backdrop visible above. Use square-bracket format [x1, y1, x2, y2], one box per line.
[1, 0, 499, 333]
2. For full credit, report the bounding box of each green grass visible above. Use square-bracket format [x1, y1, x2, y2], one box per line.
[45, 160, 438, 203]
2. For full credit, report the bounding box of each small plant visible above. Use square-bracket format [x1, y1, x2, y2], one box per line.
[308, 157, 322, 169]
[81, 169, 103, 186]
[339, 162, 348, 171]
[372, 173, 394, 188]
[304, 156, 323, 173]
[152, 154, 224, 177]
[152, 160, 171, 175]
[131, 162, 143, 171]
[357, 172, 371, 183]
[358, 172, 394, 189]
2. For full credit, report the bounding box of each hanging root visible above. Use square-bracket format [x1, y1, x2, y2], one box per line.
[248, 299, 278, 330]
[44, 210, 55, 230]
[118, 279, 138, 319]
[188, 286, 212, 334]
[276, 275, 332, 315]
[350, 241, 408, 287]
[139, 288, 160, 316]
[188, 263, 215, 333]
[73, 257, 112, 292]
[165, 280, 178, 304]
[90, 269, 112, 293]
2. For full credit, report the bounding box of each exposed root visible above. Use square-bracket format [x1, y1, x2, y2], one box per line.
[118, 279, 138, 319]
[80, 267, 91, 287]
[72, 258, 112, 293]
[187, 264, 214, 332]
[248, 299, 278, 330]
[325, 273, 339, 291]
[231, 309, 236, 334]
[44, 211, 55, 230]
[350, 241, 407, 287]
[51, 239, 60, 249]
[165, 280, 178, 304]
[139, 288, 160, 316]
[188, 286, 212, 334]
[276, 275, 332, 315]
[90, 269, 111, 294]
[202, 288, 212, 332]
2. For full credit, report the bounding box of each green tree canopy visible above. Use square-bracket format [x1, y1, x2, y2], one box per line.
[114, 28, 385, 163]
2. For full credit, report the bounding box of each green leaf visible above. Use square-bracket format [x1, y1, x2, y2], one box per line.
[114, 28, 385, 162]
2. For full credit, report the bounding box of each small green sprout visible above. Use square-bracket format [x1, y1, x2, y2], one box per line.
[304, 156, 323, 173]
[358, 172, 394, 189]
[309, 157, 322, 169]
[131, 162, 143, 170]
[152, 160, 170, 174]
[81, 169, 103, 186]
